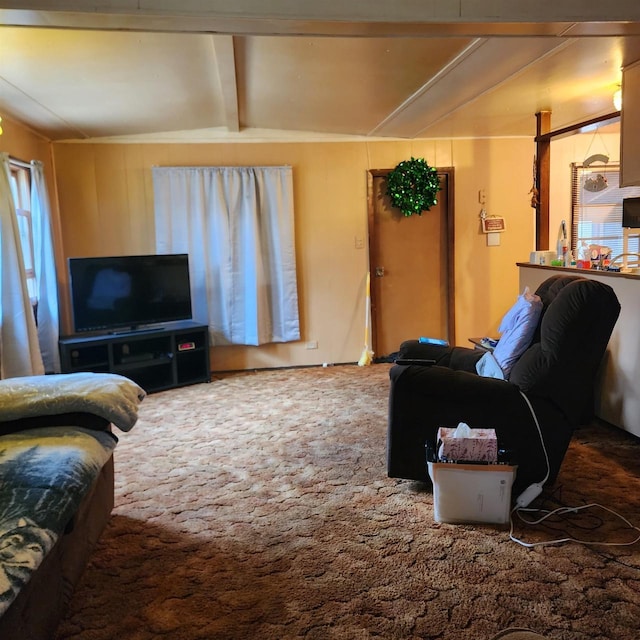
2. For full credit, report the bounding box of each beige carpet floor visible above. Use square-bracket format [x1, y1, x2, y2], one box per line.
[56, 364, 640, 640]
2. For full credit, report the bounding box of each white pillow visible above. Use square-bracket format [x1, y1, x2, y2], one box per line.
[487, 287, 543, 379]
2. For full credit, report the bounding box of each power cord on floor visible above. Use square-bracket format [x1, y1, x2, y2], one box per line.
[510, 502, 640, 548]
[509, 390, 640, 548]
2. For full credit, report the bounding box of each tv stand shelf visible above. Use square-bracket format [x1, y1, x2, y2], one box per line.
[59, 320, 210, 393]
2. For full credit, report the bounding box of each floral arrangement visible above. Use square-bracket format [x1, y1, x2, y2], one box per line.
[386, 157, 441, 216]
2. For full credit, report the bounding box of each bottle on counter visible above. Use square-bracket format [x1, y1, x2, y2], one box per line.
[564, 249, 576, 267]
[577, 240, 591, 269]
[556, 220, 569, 262]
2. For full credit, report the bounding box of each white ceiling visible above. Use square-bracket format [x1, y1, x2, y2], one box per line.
[1, 2, 640, 142]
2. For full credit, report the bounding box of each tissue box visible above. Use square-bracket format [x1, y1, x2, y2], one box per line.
[427, 462, 517, 524]
[437, 426, 498, 463]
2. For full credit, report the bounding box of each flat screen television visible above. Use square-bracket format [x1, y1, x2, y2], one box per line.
[622, 196, 640, 228]
[69, 254, 192, 333]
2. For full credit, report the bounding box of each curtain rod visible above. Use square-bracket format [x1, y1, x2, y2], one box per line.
[8, 156, 31, 170]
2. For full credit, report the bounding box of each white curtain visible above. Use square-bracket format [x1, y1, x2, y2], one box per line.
[31, 160, 60, 373]
[0, 153, 44, 377]
[152, 166, 300, 346]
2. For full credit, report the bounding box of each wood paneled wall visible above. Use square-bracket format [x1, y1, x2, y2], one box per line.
[51, 138, 534, 371]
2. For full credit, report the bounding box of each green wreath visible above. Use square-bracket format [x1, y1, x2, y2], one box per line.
[386, 157, 441, 216]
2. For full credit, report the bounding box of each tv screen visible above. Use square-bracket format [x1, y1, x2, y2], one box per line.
[622, 197, 640, 228]
[69, 254, 192, 333]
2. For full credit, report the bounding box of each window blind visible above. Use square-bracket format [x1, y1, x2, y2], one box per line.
[571, 163, 640, 259]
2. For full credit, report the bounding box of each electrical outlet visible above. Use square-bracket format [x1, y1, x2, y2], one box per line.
[354, 236, 364, 249]
[306, 340, 318, 350]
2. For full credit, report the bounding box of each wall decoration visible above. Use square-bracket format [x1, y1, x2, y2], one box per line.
[386, 157, 440, 216]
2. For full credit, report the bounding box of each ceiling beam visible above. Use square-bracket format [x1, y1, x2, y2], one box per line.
[212, 35, 239, 132]
[371, 37, 573, 138]
[2, 1, 640, 23]
[2, 16, 640, 38]
[2, 2, 640, 36]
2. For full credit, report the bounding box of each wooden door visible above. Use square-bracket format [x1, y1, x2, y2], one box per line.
[367, 169, 454, 359]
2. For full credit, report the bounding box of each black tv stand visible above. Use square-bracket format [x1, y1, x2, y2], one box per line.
[59, 320, 210, 393]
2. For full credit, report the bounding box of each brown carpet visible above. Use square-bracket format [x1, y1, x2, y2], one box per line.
[56, 364, 640, 640]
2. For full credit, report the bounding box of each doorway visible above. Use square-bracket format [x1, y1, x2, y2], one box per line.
[367, 168, 454, 359]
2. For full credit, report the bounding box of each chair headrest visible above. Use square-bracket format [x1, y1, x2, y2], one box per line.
[510, 275, 620, 424]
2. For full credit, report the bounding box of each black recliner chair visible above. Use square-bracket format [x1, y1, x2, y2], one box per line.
[387, 274, 621, 494]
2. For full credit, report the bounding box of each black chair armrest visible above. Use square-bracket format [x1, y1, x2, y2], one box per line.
[389, 362, 516, 403]
[398, 340, 484, 373]
[398, 339, 451, 361]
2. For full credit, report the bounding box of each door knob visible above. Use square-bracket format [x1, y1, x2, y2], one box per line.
[375, 267, 385, 277]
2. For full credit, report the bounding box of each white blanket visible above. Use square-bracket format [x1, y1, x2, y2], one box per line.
[475, 351, 505, 380]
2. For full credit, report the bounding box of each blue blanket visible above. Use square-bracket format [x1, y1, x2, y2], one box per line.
[0, 426, 117, 616]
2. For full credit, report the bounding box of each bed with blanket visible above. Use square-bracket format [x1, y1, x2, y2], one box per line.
[0, 372, 145, 640]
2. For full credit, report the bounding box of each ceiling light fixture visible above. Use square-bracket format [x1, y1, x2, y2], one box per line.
[613, 88, 622, 111]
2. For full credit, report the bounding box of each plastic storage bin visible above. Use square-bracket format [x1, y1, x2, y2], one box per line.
[427, 462, 517, 524]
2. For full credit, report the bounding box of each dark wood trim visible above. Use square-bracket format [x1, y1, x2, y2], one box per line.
[535, 111, 551, 250]
[534, 110, 621, 251]
[366, 170, 379, 356]
[366, 167, 456, 347]
[442, 167, 455, 345]
[516, 261, 640, 280]
[534, 111, 620, 143]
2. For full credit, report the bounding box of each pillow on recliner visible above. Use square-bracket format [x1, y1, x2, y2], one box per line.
[481, 287, 543, 379]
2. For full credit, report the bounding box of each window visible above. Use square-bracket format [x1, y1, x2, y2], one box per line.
[152, 165, 300, 346]
[8, 161, 37, 303]
[571, 164, 640, 264]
